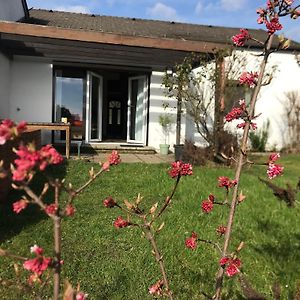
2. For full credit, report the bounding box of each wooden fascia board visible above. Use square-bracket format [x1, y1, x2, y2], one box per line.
[0, 21, 230, 53]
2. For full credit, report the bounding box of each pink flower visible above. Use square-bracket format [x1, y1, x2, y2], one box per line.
[232, 29, 250, 46]
[225, 107, 244, 122]
[268, 153, 280, 163]
[208, 194, 215, 202]
[218, 176, 237, 189]
[65, 204, 76, 216]
[108, 150, 121, 165]
[237, 122, 257, 130]
[76, 292, 88, 300]
[219, 257, 241, 277]
[267, 163, 284, 179]
[169, 161, 193, 178]
[201, 200, 214, 213]
[185, 232, 198, 250]
[149, 279, 164, 296]
[30, 245, 43, 255]
[225, 263, 240, 277]
[256, 8, 266, 24]
[113, 216, 129, 228]
[216, 225, 227, 235]
[265, 17, 282, 34]
[13, 199, 29, 213]
[239, 71, 258, 88]
[39, 145, 63, 168]
[45, 204, 58, 216]
[23, 256, 52, 276]
[102, 161, 110, 171]
[219, 257, 230, 266]
[103, 196, 117, 208]
[0, 119, 27, 145]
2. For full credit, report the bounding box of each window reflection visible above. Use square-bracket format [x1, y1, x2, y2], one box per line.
[54, 69, 85, 140]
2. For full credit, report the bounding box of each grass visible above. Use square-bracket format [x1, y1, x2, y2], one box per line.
[0, 154, 300, 299]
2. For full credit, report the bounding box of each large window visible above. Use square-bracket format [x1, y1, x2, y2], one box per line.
[54, 69, 86, 140]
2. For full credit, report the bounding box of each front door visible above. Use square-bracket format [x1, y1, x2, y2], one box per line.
[127, 76, 148, 144]
[86, 72, 103, 142]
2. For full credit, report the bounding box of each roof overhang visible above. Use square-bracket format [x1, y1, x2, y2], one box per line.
[0, 20, 228, 53]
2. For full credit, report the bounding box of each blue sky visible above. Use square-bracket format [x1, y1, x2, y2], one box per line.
[27, 0, 300, 42]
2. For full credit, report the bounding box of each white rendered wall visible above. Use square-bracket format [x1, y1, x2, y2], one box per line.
[148, 71, 186, 151]
[0, 0, 25, 21]
[9, 57, 53, 143]
[224, 50, 300, 150]
[0, 52, 11, 119]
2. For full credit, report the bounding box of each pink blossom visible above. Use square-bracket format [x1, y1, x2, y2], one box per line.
[284, 0, 294, 5]
[185, 232, 198, 250]
[208, 194, 215, 202]
[12, 144, 63, 182]
[149, 279, 164, 296]
[30, 245, 43, 255]
[169, 161, 193, 178]
[216, 225, 227, 235]
[237, 122, 257, 130]
[76, 292, 89, 300]
[103, 196, 117, 208]
[267, 163, 284, 179]
[232, 29, 250, 46]
[12, 199, 29, 213]
[219, 257, 241, 277]
[65, 204, 76, 216]
[239, 71, 258, 88]
[113, 216, 129, 228]
[256, 8, 266, 24]
[23, 256, 52, 276]
[45, 204, 58, 216]
[0, 119, 27, 145]
[219, 257, 230, 266]
[218, 176, 237, 189]
[108, 150, 121, 165]
[265, 17, 283, 34]
[268, 153, 280, 163]
[102, 161, 110, 171]
[225, 107, 244, 122]
[225, 263, 240, 277]
[201, 200, 214, 213]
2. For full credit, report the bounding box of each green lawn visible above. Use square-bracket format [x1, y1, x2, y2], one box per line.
[0, 154, 299, 299]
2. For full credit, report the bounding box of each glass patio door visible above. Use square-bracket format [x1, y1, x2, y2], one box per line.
[127, 76, 148, 144]
[86, 72, 103, 142]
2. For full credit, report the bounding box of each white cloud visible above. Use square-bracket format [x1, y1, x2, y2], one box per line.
[54, 5, 91, 14]
[147, 2, 180, 21]
[220, 0, 246, 11]
[195, 2, 203, 15]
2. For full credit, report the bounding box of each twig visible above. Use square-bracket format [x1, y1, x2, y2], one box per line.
[213, 34, 274, 300]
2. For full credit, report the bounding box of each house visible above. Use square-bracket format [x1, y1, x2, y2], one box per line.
[0, 0, 300, 152]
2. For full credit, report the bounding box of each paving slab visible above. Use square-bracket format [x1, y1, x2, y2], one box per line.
[72, 153, 175, 164]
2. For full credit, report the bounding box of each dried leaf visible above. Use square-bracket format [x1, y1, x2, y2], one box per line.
[157, 222, 165, 233]
[14, 264, 20, 277]
[89, 167, 95, 178]
[135, 193, 143, 205]
[281, 39, 291, 50]
[237, 241, 244, 252]
[238, 191, 246, 203]
[63, 280, 74, 300]
[124, 200, 134, 210]
[149, 202, 158, 215]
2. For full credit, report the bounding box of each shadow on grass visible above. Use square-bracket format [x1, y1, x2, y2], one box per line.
[0, 161, 67, 243]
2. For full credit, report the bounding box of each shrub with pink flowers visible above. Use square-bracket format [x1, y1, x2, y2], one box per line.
[1, 1, 300, 299]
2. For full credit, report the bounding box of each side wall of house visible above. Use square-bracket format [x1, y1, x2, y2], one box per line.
[224, 50, 300, 150]
[9, 57, 53, 143]
[0, 0, 25, 21]
[148, 71, 186, 151]
[0, 52, 11, 119]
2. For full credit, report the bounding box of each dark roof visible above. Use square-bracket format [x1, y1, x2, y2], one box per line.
[22, 9, 300, 51]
